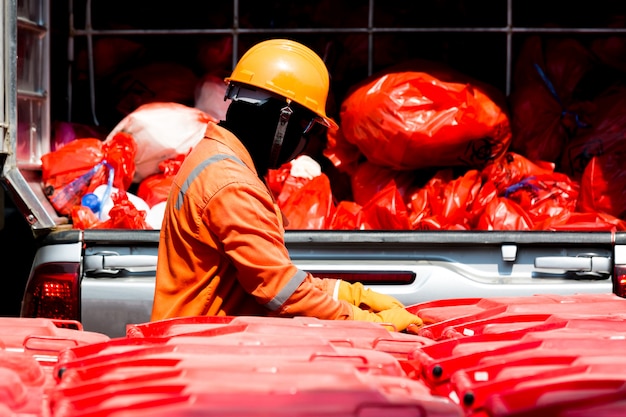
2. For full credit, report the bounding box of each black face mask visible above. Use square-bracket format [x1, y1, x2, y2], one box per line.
[218, 98, 318, 178]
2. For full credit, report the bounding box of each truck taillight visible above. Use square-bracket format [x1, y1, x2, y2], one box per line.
[21, 263, 80, 321]
[614, 265, 626, 298]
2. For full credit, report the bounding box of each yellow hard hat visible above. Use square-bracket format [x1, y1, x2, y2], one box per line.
[225, 39, 337, 129]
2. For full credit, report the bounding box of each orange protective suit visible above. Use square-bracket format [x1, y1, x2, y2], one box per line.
[151, 122, 353, 321]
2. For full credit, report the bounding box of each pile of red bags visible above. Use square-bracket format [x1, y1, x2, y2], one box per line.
[270, 53, 626, 231]
[42, 37, 626, 231]
[42, 103, 211, 230]
[268, 151, 626, 231]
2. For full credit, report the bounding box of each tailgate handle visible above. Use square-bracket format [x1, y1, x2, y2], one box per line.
[85, 254, 157, 271]
[534, 256, 611, 274]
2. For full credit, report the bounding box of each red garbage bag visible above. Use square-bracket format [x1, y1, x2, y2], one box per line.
[480, 152, 555, 194]
[406, 169, 455, 229]
[71, 190, 151, 230]
[323, 125, 362, 176]
[281, 174, 335, 230]
[360, 182, 411, 230]
[70, 205, 101, 230]
[467, 179, 499, 225]
[41, 138, 104, 216]
[509, 85, 592, 163]
[329, 201, 363, 230]
[578, 152, 626, 220]
[513, 37, 595, 97]
[561, 86, 626, 179]
[509, 37, 596, 163]
[437, 169, 482, 229]
[475, 197, 534, 231]
[88, 131, 137, 193]
[407, 169, 482, 230]
[592, 34, 626, 73]
[96, 191, 151, 230]
[137, 153, 187, 207]
[351, 160, 414, 206]
[41, 138, 104, 186]
[339, 70, 511, 171]
[545, 212, 626, 231]
[504, 173, 580, 228]
[266, 161, 293, 199]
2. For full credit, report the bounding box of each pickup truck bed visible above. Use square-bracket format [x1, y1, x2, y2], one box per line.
[25, 228, 620, 338]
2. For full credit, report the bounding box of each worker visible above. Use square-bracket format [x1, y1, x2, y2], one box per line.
[151, 38, 423, 333]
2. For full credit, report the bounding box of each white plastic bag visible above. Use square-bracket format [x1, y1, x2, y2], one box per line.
[194, 74, 231, 121]
[104, 102, 215, 183]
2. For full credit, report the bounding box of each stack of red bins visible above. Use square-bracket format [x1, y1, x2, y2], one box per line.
[0, 317, 109, 417]
[48, 316, 462, 417]
[35, 292, 626, 416]
[405, 293, 626, 417]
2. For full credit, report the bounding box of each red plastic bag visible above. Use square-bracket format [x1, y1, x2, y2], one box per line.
[578, 152, 626, 219]
[266, 162, 293, 198]
[41, 138, 104, 187]
[339, 70, 511, 171]
[475, 197, 533, 231]
[137, 153, 186, 207]
[437, 169, 482, 228]
[322, 125, 362, 176]
[70, 205, 101, 230]
[351, 160, 414, 206]
[509, 85, 591, 163]
[407, 169, 482, 230]
[510, 37, 595, 163]
[360, 182, 411, 230]
[281, 174, 335, 230]
[41, 138, 104, 216]
[89, 131, 137, 193]
[513, 37, 595, 97]
[329, 201, 363, 230]
[71, 190, 151, 230]
[561, 86, 626, 179]
[480, 152, 556, 194]
[545, 212, 626, 231]
[96, 191, 151, 230]
[407, 170, 455, 229]
[504, 173, 580, 228]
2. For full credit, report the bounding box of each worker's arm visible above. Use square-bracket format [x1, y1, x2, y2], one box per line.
[208, 179, 422, 331]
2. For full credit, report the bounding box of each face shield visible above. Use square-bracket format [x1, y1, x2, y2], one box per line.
[225, 83, 325, 169]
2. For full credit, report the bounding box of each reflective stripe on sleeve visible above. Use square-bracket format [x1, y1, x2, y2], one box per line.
[263, 269, 307, 311]
[175, 154, 245, 210]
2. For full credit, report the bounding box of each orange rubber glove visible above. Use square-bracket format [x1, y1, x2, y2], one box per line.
[337, 280, 405, 311]
[350, 305, 423, 333]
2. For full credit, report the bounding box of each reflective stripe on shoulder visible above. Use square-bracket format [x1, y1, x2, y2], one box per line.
[175, 153, 246, 210]
[263, 269, 307, 311]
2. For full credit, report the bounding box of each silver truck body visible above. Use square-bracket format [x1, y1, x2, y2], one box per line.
[29, 228, 619, 338]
